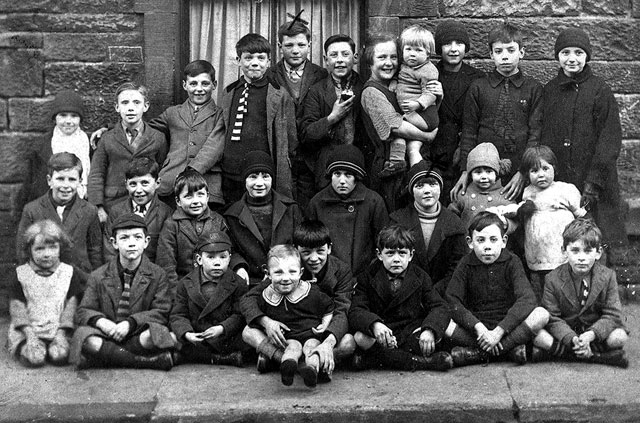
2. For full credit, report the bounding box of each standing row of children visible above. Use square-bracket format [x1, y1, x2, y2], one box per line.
[9, 16, 630, 387]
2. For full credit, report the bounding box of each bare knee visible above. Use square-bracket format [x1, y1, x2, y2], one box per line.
[533, 329, 554, 349]
[354, 331, 375, 350]
[139, 329, 153, 350]
[242, 325, 267, 348]
[526, 307, 550, 332]
[335, 334, 356, 358]
[82, 336, 104, 355]
[606, 328, 628, 349]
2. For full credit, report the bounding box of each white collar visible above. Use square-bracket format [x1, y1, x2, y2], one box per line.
[262, 280, 312, 306]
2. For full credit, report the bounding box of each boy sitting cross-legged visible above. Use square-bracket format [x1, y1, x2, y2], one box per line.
[445, 211, 549, 366]
[349, 225, 454, 372]
[532, 218, 629, 368]
[70, 213, 176, 370]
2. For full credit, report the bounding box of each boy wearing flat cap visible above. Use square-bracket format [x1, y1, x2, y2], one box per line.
[169, 231, 249, 367]
[70, 213, 176, 370]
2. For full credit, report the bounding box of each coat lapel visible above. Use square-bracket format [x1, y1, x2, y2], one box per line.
[199, 273, 235, 320]
[128, 257, 152, 309]
[183, 272, 209, 310]
[558, 266, 580, 309]
[62, 198, 84, 230]
[177, 101, 192, 128]
[237, 205, 264, 244]
[322, 78, 338, 110]
[192, 101, 217, 127]
[386, 268, 421, 311]
[103, 261, 123, 315]
[582, 268, 606, 311]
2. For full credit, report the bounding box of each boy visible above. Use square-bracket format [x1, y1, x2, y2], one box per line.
[88, 82, 167, 221]
[432, 21, 485, 204]
[349, 225, 453, 372]
[70, 213, 175, 370]
[170, 232, 248, 367]
[156, 169, 233, 287]
[533, 219, 629, 368]
[17, 152, 103, 280]
[299, 34, 368, 204]
[241, 220, 356, 379]
[103, 157, 172, 262]
[307, 144, 389, 277]
[541, 28, 627, 251]
[220, 33, 298, 204]
[445, 212, 549, 366]
[453, 22, 542, 202]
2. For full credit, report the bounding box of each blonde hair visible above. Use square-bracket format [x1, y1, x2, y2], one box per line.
[401, 25, 435, 55]
[22, 219, 70, 260]
[266, 244, 301, 268]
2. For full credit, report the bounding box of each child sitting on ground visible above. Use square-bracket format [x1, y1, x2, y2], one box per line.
[170, 232, 248, 367]
[445, 212, 549, 366]
[349, 225, 454, 372]
[8, 220, 84, 367]
[248, 245, 334, 388]
[533, 218, 629, 368]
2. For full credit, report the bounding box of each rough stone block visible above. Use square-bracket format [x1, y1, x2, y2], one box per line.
[439, 0, 580, 17]
[134, 0, 178, 13]
[45, 62, 144, 96]
[0, 132, 41, 182]
[0, 32, 42, 48]
[0, 184, 25, 218]
[590, 62, 640, 94]
[0, 99, 6, 129]
[0, 49, 43, 97]
[618, 95, 640, 139]
[0, 13, 141, 33]
[0, 0, 135, 13]
[44, 33, 142, 61]
[619, 140, 640, 199]
[583, 0, 630, 15]
[367, 16, 400, 36]
[634, 0, 640, 17]
[8, 97, 54, 132]
[143, 11, 177, 57]
[109, 46, 143, 62]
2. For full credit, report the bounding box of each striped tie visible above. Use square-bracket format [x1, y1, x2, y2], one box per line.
[580, 278, 589, 307]
[230, 82, 249, 142]
[116, 271, 133, 321]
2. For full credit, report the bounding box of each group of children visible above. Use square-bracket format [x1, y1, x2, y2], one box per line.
[8, 16, 630, 389]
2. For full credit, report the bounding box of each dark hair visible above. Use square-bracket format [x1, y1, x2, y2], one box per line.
[277, 20, 311, 43]
[520, 145, 558, 175]
[48, 152, 83, 178]
[364, 33, 398, 67]
[488, 22, 523, 50]
[112, 224, 148, 239]
[467, 211, 507, 237]
[125, 157, 160, 180]
[324, 34, 356, 54]
[174, 168, 208, 199]
[236, 33, 271, 57]
[23, 219, 71, 260]
[376, 224, 415, 251]
[183, 59, 216, 81]
[293, 220, 332, 249]
[267, 244, 301, 267]
[115, 82, 149, 102]
[562, 218, 602, 249]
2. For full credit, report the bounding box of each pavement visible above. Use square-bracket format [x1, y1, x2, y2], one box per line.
[2, 306, 640, 423]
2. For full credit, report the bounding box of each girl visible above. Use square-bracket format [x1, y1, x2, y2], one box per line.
[520, 146, 587, 300]
[8, 220, 84, 367]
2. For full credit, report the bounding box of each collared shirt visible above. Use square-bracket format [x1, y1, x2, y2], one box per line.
[122, 120, 145, 144]
[386, 270, 406, 295]
[132, 198, 152, 217]
[189, 99, 211, 120]
[283, 59, 306, 82]
[570, 268, 592, 300]
[200, 269, 220, 302]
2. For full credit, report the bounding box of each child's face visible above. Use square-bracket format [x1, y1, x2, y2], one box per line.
[528, 159, 555, 189]
[331, 170, 357, 196]
[55, 112, 81, 135]
[377, 247, 414, 276]
[558, 47, 587, 77]
[470, 166, 497, 191]
[115, 89, 149, 128]
[268, 256, 303, 296]
[467, 224, 507, 265]
[297, 244, 332, 276]
[237, 51, 270, 83]
[197, 250, 231, 280]
[245, 172, 272, 199]
[111, 228, 149, 263]
[176, 186, 209, 217]
[279, 33, 310, 68]
[563, 239, 602, 277]
[126, 174, 159, 206]
[325, 41, 356, 81]
[490, 41, 524, 77]
[370, 41, 398, 83]
[403, 44, 429, 67]
[441, 41, 467, 67]
[30, 236, 60, 271]
[47, 168, 80, 205]
[183, 73, 216, 106]
[412, 178, 440, 211]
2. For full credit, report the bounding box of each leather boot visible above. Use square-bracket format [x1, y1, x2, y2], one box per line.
[412, 351, 454, 372]
[298, 362, 318, 387]
[97, 342, 173, 371]
[450, 346, 486, 367]
[211, 351, 243, 368]
[507, 344, 527, 365]
[280, 359, 297, 386]
[529, 346, 551, 363]
[588, 349, 629, 368]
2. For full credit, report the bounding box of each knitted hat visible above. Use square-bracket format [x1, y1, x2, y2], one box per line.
[435, 21, 471, 55]
[242, 151, 274, 181]
[111, 213, 147, 237]
[326, 145, 367, 179]
[466, 143, 512, 176]
[407, 161, 443, 194]
[196, 231, 232, 253]
[50, 90, 84, 121]
[555, 28, 592, 62]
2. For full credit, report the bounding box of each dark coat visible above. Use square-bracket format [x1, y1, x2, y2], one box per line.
[390, 204, 467, 294]
[224, 191, 303, 285]
[88, 123, 167, 211]
[541, 65, 627, 245]
[103, 197, 173, 263]
[17, 193, 103, 277]
[269, 59, 328, 113]
[240, 255, 355, 342]
[542, 262, 627, 347]
[308, 182, 389, 277]
[170, 268, 248, 343]
[349, 261, 450, 344]
[70, 255, 174, 363]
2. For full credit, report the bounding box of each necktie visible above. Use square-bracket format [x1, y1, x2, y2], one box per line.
[580, 278, 589, 306]
[126, 128, 138, 145]
[116, 271, 133, 321]
[56, 205, 65, 221]
[230, 83, 249, 142]
[494, 77, 515, 147]
[390, 277, 402, 294]
[289, 67, 302, 82]
[135, 203, 147, 217]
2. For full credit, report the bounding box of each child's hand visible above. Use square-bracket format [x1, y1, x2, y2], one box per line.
[578, 331, 596, 345]
[425, 80, 443, 98]
[90, 127, 108, 150]
[477, 327, 504, 352]
[185, 332, 204, 344]
[400, 100, 421, 113]
[501, 172, 526, 201]
[312, 322, 327, 335]
[328, 95, 355, 124]
[235, 268, 249, 285]
[96, 318, 117, 337]
[419, 329, 436, 356]
[97, 206, 108, 224]
[112, 321, 131, 342]
[451, 171, 469, 202]
[261, 317, 289, 349]
[372, 322, 395, 348]
[201, 325, 223, 340]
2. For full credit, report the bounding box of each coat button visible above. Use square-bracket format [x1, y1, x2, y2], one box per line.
[563, 138, 571, 147]
[471, 193, 476, 198]
[487, 196, 493, 202]
[348, 205, 355, 212]
[471, 206, 476, 211]
[189, 142, 196, 146]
